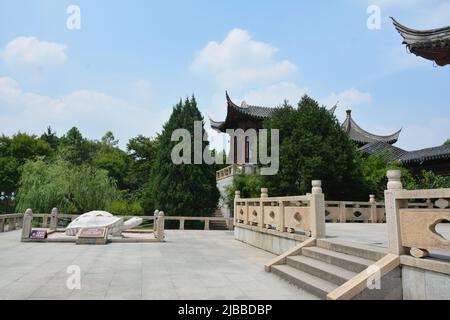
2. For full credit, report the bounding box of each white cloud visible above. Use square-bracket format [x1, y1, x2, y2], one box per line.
[1, 36, 67, 69]
[320, 88, 372, 109]
[191, 29, 297, 90]
[242, 82, 310, 107]
[0, 76, 169, 148]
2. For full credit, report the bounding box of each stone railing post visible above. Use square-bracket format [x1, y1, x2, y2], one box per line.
[50, 208, 59, 230]
[277, 200, 285, 233]
[260, 188, 268, 229]
[9, 216, 17, 231]
[0, 217, 4, 232]
[153, 210, 159, 232]
[204, 219, 210, 230]
[234, 191, 240, 224]
[369, 195, 377, 223]
[339, 202, 346, 223]
[385, 170, 407, 255]
[156, 211, 165, 241]
[310, 180, 326, 238]
[21, 208, 33, 240]
[179, 218, 185, 230]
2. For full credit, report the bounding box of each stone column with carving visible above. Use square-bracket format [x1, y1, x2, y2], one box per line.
[21, 208, 33, 241]
[369, 195, 377, 223]
[310, 180, 326, 238]
[259, 188, 268, 230]
[156, 211, 165, 241]
[384, 170, 407, 255]
[50, 207, 59, 231]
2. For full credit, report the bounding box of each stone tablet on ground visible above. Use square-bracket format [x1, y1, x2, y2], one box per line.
[76, 227, 108, 245]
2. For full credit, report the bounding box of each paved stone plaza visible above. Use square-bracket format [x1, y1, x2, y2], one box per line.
[0, 224, 449, 300]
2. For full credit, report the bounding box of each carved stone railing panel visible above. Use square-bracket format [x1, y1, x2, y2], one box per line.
[399, 209, 450, 257]
[235, 203, 248, 224]
[284, 207, 311, 236]
[385, 169, 450, 258]
[248, 205, 261, 226]
[263, 205, 280, 229]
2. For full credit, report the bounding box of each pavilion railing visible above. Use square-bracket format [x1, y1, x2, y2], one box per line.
[0, 210, 234, 234]
[234, 180, 326, 238]
[385, 170, 450, 258]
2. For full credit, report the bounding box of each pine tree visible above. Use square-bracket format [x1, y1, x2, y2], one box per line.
[144, 96, 220, 217]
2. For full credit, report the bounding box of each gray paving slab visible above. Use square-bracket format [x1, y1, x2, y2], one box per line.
[2, 224, 447, 300]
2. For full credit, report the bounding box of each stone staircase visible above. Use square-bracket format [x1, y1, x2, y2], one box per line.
[210, 210, 229, 230]
[271, 239, 386, 299]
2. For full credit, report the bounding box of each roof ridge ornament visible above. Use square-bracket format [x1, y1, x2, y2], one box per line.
[241, 101, 248, 109]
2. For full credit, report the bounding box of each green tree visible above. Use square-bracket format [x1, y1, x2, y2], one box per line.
[360, 152, 411, 200]
[126, 135, 158, 194]
[58, 127, 95, 165]
[444, 139, 450, 146]
[406, 170, 450, 190]
[16, 158, 119, 214]
[262, 95, 367, 200]
[40, 126, 60, 150]
[0, 133, 52, 193]
[144, 96, 220, 217]
[93, 131, 128, 189]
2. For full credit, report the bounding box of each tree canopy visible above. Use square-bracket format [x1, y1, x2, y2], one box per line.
[144, 96, 220, 216]
[262, 95, 367, 200]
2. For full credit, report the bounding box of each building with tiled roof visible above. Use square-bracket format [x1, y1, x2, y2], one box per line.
[392, 18, 450, 66]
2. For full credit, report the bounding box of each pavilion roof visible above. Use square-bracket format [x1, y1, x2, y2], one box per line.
[360, 141, 408, 160]
[400, 145, 450, 164]
[391, 17, 450, 66]
[342, 110, 402, 145]
[210, 92, 337, 133]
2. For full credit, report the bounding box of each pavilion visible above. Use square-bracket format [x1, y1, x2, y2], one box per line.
[211, 93, 450, 176]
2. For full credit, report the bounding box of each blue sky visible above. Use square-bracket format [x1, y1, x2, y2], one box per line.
[0, 0, 449, 151]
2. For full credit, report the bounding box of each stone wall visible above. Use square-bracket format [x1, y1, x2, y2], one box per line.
[402, 265, 450, 300]
[234, 224, 309, 255]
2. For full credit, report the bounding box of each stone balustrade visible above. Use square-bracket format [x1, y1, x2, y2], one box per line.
[234, 180, 326, 238]
[2, 210, 233, 235]
[324, 196, 385, 223]
[216, 164, 241, 181]
[385, 170, 450, 258]
[0, 213, 23, 232]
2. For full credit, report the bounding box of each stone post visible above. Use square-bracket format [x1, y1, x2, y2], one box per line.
[259, 188, 268, 230]
[21, 209, 33, 240]
[9, 217, 16, 231]
[339, 202, 346, 223]
[384, 170, 406, 255]
[156, 211, 165, 241]
[370, 195, 377, 223]
[179, 218, 185, 230]
[277, 200, 285, 232]
[310, 180, 326, 238]
[204, 219, 210, 230]
[0, 217, 4, 232]
[153, 210, 159, 232]
[234, 191, 240, 224]
[50, 208, 59, 230]
[426, 199, 433, 209]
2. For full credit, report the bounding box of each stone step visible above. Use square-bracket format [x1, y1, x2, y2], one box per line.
[301, 247, 374, 273]
[317, 239, 386, 261]
[286, 255, 357, 286]
[271, 264, 338, 299]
